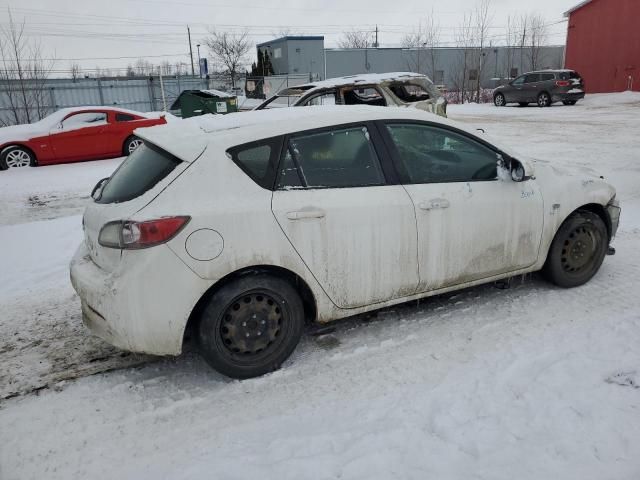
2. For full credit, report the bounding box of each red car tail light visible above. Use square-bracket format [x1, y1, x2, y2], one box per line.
[99, 216, 190, 249]
[555, 80, 571, 87]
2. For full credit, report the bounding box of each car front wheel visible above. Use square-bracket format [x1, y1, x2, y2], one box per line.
[0, 146, 35, 169]
[543, 210, 608, 288]
[494, 93, 506, 107]
[197, 274, 304, 379]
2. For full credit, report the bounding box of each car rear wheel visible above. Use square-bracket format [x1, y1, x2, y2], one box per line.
[563, 100, 577, 106]
[494, 93, 506, 107]
[123, 136, 144, 156]
[197, 274, 304, 379]
[537, 92, 552, 107]
[543, 210, 608, 288]
[0, 146, 35, 170]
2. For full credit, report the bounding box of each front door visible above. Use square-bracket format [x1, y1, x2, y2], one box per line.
[271, 123, 419, 308]
[381, 121, 544, 292]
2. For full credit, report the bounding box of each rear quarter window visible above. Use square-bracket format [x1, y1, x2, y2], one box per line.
[96, 143, 181, 204]
[226, 137, 282, 189]
[115, 113, 137, 122]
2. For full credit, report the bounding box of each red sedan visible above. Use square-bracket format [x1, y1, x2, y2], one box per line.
[0, 107, 167, 169]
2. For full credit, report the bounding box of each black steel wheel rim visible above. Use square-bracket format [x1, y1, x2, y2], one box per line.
[218, 290, 287, 359]
[560, 225, 600, 273]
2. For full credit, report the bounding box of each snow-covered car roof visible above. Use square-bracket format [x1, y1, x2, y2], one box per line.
[135, 105, 516, 163]
[297, 72, 429, 90]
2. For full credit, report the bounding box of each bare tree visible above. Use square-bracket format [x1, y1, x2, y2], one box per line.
[450, 12, 475, 104]
[526, 13, 549, 70]
[401, 15, 441, 79]
[337, 30, 372, 49]
[204, 30, 251, 87]
[472, 0, 492, 102]
[0, 10, 55, 126]
[70, 63, 81, 82]
[503, 15, 520, 78]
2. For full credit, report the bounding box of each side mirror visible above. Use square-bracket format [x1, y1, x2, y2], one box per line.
[91, 177, 109, 200]
[510, 158, 534, 182]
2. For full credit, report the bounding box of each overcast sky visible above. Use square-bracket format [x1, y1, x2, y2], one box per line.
[2, 0, 581, 74]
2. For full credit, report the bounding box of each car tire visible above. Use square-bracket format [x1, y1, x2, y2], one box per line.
[563, 100, 577, 106]
[494, 93, 506, 107]
[123, 136, 144, 156]
[543, 210, 608, 288]
[197, 274, 305, 379]
[537, 92, 552, 107]
[0, 146, 36, 170]
[518, 102, 529, 107]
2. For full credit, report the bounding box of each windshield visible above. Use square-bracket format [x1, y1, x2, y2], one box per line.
[256, 94, 302, 110]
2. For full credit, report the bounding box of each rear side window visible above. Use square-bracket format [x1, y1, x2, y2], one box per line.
[115, 113, 136, 122]
[559, 71, 581, 80]
[540, 73, 555, 81]
[342, 87, 386, 106]
[277, 125, 385, 189]
[524, 74, 540, 83]
[96, 143, 181, 204]
[389, 83, 431, 102]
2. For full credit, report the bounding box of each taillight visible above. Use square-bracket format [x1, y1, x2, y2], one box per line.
[556, 80, 571, 87]
[98, 216, 190, 249]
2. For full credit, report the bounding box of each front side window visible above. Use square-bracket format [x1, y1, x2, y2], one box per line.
[277, 126, 385, 189]
[386, 123, 498, 184]
[511, 76, 525, 86]
[62, 112, 107, 129]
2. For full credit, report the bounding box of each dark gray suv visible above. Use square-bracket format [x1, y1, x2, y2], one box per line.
[493, 70, 585, 107]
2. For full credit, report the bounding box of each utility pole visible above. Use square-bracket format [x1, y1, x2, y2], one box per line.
[188, 25, 195, 76]
[375, 25, 379, 48]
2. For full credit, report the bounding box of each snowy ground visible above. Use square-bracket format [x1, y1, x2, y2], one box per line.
[1, 93, 639, 479]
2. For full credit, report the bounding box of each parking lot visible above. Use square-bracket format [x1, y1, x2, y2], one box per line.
[1, 94, 640, 478]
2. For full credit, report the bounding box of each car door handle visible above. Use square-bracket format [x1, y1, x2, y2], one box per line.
[286, 209, 326, 220]
[419, 199, 450, 211]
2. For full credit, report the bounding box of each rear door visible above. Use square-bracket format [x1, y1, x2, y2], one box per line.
[49, 110, 109, 161]
[271, 123, 419, 309]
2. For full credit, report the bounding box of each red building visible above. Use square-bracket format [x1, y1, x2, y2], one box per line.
[564, 0, 640, 93]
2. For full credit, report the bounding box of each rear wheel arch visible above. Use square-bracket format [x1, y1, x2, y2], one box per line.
[183, 265, 317, 347]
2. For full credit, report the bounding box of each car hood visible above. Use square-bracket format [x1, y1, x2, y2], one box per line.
[0, 123, 50, 146]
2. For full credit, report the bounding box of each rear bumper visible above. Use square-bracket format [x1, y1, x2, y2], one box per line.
[552, 90, 585, 102]
[70, 242, 210, 356]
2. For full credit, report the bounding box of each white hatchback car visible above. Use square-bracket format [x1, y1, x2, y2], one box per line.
[71, 106, 620, 379]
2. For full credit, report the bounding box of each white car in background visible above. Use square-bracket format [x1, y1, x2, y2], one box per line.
[255, 72, 447, 117]
[70, 106, 620, 379]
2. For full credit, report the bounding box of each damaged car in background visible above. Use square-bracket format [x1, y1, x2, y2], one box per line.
[255, 72, 447, 117]
[71, 106, 620, 380]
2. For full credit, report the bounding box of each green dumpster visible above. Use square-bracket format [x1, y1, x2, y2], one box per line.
[170, 89, 238, 118]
